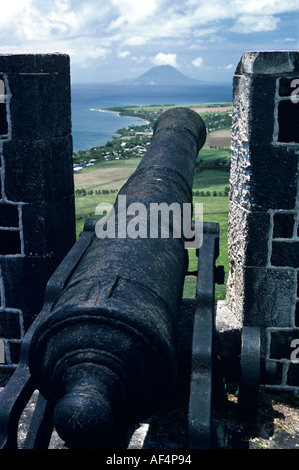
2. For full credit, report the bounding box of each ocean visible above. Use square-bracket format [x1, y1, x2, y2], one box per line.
[71, 83, 232, 152]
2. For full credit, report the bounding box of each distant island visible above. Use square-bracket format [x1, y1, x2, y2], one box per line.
[115, 65, 205, 86]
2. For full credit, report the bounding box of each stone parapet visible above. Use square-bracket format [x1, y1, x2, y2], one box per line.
[226, 51, 299, 389]
[0, 54, 75, 383]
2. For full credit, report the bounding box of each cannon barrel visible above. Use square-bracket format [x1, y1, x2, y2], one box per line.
[28, 107, 206, 448]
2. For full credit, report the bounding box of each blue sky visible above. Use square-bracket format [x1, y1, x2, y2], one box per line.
[0, 0, 298, 83]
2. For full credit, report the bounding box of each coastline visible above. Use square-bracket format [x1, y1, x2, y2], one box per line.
[73, 102, 232, 166]
[89, 108, 121, 115]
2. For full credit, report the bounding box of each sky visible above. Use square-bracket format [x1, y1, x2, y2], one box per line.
[0, 0, 298, 84]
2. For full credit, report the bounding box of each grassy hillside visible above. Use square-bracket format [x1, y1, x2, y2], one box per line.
[74, 161, 230, 301]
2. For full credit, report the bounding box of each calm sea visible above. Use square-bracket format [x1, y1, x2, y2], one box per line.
[71, 83, 232, 152]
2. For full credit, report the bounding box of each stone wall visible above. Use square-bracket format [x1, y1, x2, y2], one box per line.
[226, 51, 299, 389]
[0, 54, 76, 384]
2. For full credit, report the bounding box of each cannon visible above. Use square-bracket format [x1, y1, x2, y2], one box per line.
[0, 107, 276, 449]
[27, 107, 207, 448]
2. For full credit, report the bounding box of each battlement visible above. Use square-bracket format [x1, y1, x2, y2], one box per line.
[0, 54, 76, 382]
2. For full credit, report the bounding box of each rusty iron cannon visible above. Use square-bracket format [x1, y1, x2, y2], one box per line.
[26, 107, 206, 448]
[0, 107, 276, 449]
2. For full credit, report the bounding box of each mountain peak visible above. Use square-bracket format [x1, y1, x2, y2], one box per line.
[116, 65, 203, 86]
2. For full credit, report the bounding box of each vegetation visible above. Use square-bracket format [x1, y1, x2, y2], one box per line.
[74, 103, 232, 300]
[73, 103, 232, 167]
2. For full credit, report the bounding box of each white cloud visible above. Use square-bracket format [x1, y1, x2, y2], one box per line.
[0, 0, 298, 80]
[132, 55, 147, 63]
[108, 0, 158, 30]
[232, 0, 299, 16]
[192, 56, 204, 67]
[230, 14, 280, 33]
[118, 50, 130, 58]
[151, 53, 179, 67]
[124, 36, 148, 46]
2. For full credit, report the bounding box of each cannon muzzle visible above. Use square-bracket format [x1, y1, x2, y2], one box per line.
[28, 107, 206, 448]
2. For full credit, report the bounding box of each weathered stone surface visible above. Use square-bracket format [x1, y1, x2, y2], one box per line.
[0, 230, 21, 255]
[214, 300, 242, 365]
[277, 100, 299, 143]
[0, 256, 57, 331]
[0, 102, 8, 136]
[271, 241, 299, 268]
[242, 267, 296, 328]
[287, 363, 299, 386]
[270, 330, 299, 360]
[0, 53, 75, 357]
[0, 310, 22, 339]
[228, 201, 270, 267]
[8, 72, 71, 141]
[2, 135, 74, 203]
[273, 212, 295, 239]
[227, 52, 299, 388]
[235, 51, 299, 76]
[0, 203, 19, 227]
[227, 265, 297, 329]
[22, 198, 76, 258]
[0, 53, 70, 74]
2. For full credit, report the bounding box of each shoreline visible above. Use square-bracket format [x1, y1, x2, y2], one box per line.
[89, 108, 121, 115]
[74, 102, 232, 155]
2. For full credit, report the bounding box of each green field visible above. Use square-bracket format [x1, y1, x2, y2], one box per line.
[74, 103, 231, 300]
[75, 156, 230, 300]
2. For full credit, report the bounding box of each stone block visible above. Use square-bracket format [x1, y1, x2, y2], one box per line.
[3, 134, 74, 203]
[243, 267, 296, 328]
[235, 51, 299, 76]
[22, 197, 76, 258]
[0, 257, 56, 329]
[228, 201, 270, 267]
[277, 99, 299, 143]
[287, 363, 299, 386]
[8, 341, 21, 364]
[0, 53, 70, 75]
[0, 310, 21, 339]
[249, 75, 277, 144]
[271, 241, 299, 268]
[273, 212, 295, 238]
[270, 330, 299, 360]
[0, 102, 8, 137]
[0, 230, 21, 255]
[279, 77, 297, 97]
[225, 262, 245, 323]
[227, 266, 297, 327]
[0, 203, 19, 227]
[7, 72, 71, 141]
[248, 144, 298, 212]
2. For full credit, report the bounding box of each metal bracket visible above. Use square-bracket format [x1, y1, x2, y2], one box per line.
[0, 231, 94, 449]
[238, 326, 261, 417]
[188, 222, 220, 449]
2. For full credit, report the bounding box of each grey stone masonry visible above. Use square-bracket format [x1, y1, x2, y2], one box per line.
[0, 54, 76, 384]
[226, 51, 299, 390]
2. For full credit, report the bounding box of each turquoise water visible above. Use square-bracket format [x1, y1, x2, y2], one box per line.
[71, 83, 232, 151]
